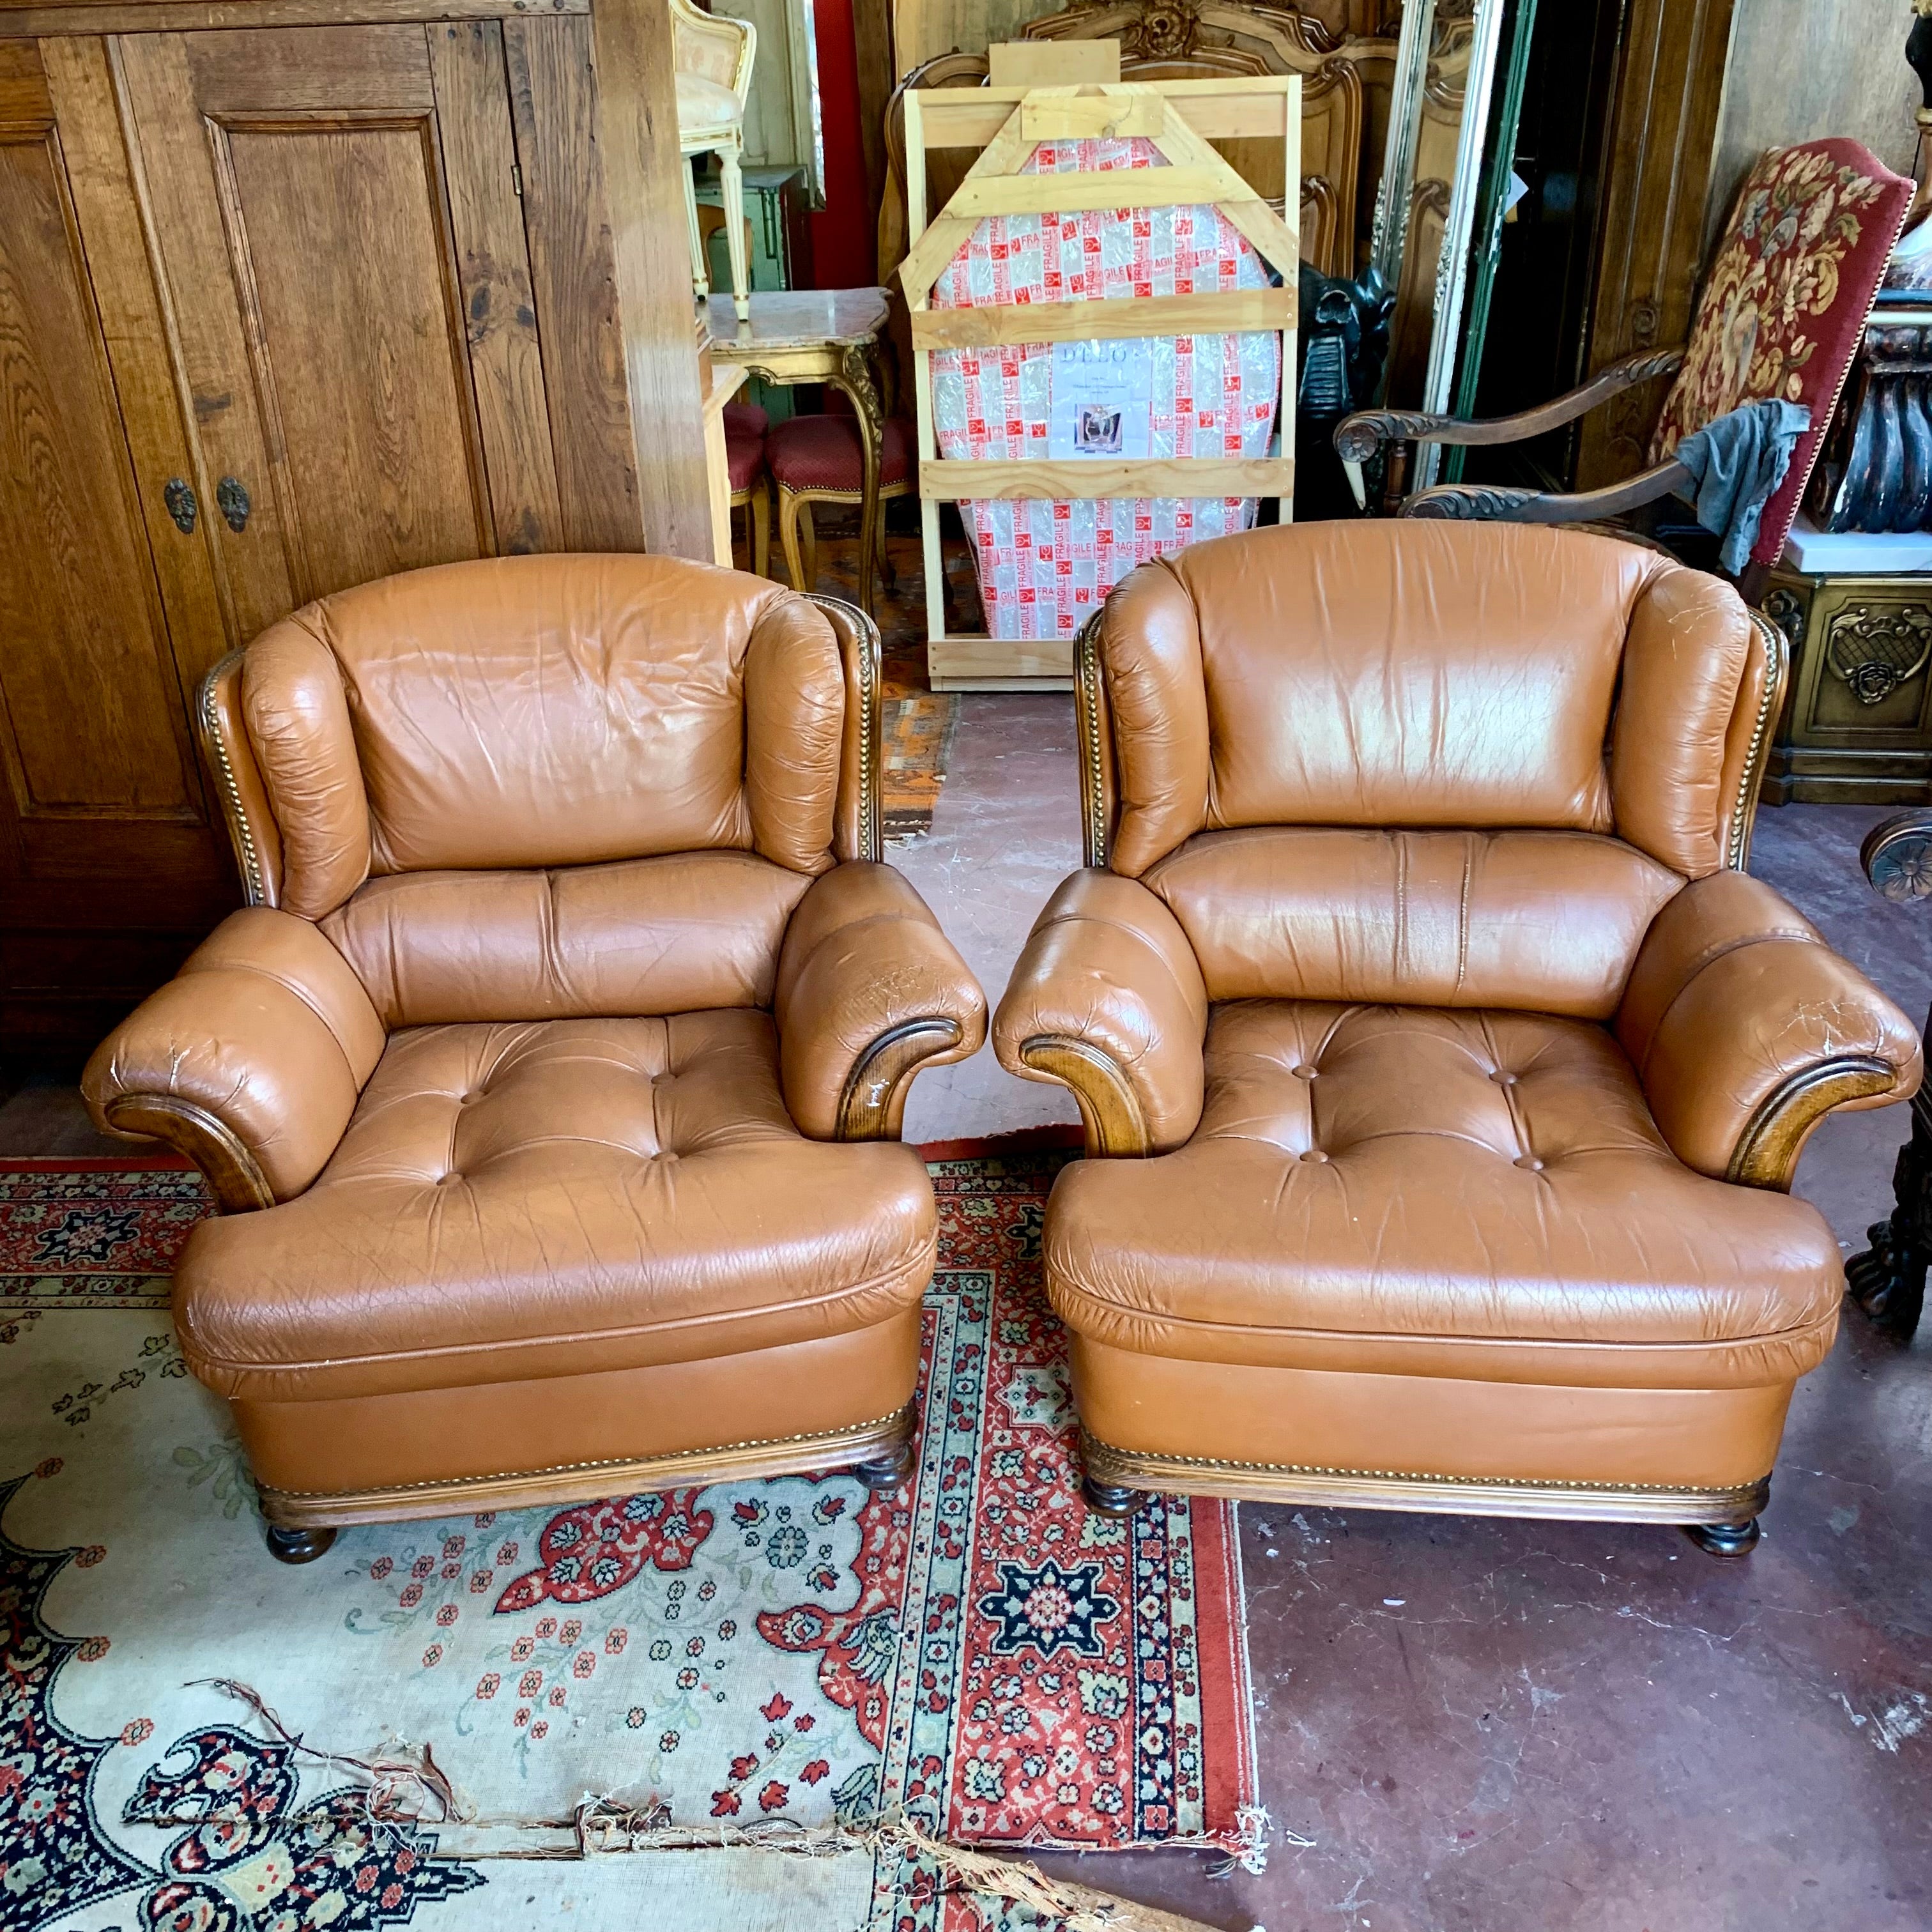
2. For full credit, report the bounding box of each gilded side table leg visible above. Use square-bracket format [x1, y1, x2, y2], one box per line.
[839, 340, 886, 620]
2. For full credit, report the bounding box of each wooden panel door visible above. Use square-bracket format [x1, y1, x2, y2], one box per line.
[116, 20, 562, 628]
[0, 38, 236, 1059]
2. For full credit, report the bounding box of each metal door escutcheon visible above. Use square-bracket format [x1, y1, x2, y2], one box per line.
[163, 478, 197, 534]
[216, 477, 250, 533]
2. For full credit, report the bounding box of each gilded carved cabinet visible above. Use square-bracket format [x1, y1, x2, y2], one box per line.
[0, 0, 707, 1061]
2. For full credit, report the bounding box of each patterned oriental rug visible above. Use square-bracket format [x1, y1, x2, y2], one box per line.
[0, 1150, 1258, 1932]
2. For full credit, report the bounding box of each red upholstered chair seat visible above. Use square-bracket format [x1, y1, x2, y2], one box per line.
[767, 415, 914, 493]
[726, 431, 763, 494]
[723, 399, 768, 440]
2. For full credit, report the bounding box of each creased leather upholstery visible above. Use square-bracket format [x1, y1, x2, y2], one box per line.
[1145, 827, 1682, 1015]
[84, 553, 981, 1524]
[1609, 566, 1756, 877]
[999, 523, 1919, 1512]
[1617, 871, 1922, 1179]
[279, 554, 832, 879]
[174, 1015, 937, 1404]
[322, 852, 811, 1027]
[995, 869, 1208, 1154]
[241, 622, 370, 919]
[82, 909, 384, 1200]
[773, 862, 988, 1139]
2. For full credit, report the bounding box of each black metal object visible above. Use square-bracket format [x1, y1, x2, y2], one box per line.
[1844, 811, 1932, 1342]
[1296, 262, 1393, 518]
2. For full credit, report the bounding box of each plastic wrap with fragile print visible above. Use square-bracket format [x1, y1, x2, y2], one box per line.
[929, 135, 1283, 641]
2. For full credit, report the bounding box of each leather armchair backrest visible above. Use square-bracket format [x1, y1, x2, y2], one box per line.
[1095, 523, 1766, 1011]
[228, 555, 855, 1025]
[238, 555, 848, 922]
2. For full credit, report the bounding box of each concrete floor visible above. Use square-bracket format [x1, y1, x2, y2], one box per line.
[6, 694, 1931, 1931]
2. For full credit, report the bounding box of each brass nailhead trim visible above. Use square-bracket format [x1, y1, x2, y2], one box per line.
[1082, 1432, 1767, 1498]
[1074, 612, 1108, 869]
[261, 1406, 914, 1503]
[197, 651, 267, 906]
[809, 592, 883, 863]
[1727, 609, 1786, 872]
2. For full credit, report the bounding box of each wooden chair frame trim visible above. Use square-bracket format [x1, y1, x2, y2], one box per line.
[258, 1403, 918, 1529]
[775, 471, 912, 611]
[103, 1094, 275, 1212]
[903, 77, 1300, 691]
[1334, 345, 1688, 461]
[728, 469, 770, 578]
[839, 1016, 965, 1140]
[1400, 457, 1695, 528]
[1079, 1429, 1771, 1526]
[1726, 1056, 1901, 1192]
[1017, 1036, 1149, 1156]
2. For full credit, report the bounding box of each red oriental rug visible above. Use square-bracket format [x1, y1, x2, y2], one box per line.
[0, 1149, 1257, 1930]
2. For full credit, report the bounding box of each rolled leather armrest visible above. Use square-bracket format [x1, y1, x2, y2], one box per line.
[1616, 871, 1922, 1189]
[81, 907, 386, 1208]
[773, 861, 987, 1141]
[992, 868, 1208, 1156]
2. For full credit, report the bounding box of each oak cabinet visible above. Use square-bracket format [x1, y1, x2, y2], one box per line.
[0, 0, 708, 1064]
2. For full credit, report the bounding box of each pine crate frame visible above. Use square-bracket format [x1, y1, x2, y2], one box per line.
[901, 75, 1301, 690]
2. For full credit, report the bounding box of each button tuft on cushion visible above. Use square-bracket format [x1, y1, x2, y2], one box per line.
[1492, 1070, 1517, 1086]
[1291, 1064, 1317, 1080]
[174, 1011, 938, 1402]
[1043, 1000, 1848, 1384]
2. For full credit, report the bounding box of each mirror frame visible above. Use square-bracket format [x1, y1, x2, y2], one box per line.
[1367, 0, 1509, 488]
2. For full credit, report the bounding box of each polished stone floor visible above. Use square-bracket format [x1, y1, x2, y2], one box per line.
[5, 693, 1930, 1932]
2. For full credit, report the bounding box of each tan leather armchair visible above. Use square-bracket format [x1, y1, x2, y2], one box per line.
[995, 522, 1920, 1556]
[86, 555, 985, 1563]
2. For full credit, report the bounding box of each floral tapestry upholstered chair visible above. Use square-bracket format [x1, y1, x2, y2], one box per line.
[1337, 139, 1914, 591]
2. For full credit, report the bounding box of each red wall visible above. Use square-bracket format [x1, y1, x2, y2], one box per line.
[808, 0, 876, 288]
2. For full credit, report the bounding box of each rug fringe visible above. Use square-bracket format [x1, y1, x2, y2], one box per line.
[158, 1689, 1261, 1931]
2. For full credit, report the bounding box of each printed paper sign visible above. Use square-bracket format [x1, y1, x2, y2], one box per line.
[1048, 339, 1154, 459]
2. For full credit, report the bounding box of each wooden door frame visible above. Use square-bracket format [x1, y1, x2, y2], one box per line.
[1574, 0, 1736, 489]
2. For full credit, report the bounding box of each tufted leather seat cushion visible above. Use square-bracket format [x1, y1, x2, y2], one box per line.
[726, 430, 763, 494]
[174, 1012, 937, 1405]
[766, 413, 914, 492]
[1046, 1001, 1844, 1390]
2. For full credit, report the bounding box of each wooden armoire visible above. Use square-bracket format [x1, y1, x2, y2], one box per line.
[0, 0, 710, 1064]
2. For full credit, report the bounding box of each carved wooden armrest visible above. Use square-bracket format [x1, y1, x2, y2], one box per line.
[1399, 456, 1694, 526]
[1334, 347, 1685, 463]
